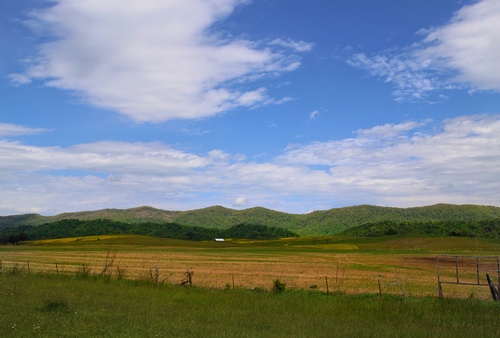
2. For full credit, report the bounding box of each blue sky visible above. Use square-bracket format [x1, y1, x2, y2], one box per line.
[1, 0, 500, 215]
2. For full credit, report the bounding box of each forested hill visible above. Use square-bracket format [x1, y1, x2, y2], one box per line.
[2, 204, 500, 236]
[339, 219, 500, 239]
[300, 204, 500, 235]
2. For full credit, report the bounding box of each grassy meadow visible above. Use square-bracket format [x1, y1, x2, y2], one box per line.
[1, 234, 500, 336]
[1, 273, 500, 337]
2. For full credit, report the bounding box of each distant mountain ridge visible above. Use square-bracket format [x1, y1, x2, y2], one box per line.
[2, 204, 500, 236]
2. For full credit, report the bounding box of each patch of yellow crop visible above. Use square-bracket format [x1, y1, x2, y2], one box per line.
[28, 234, 135, 245]
[294, 244, 359, 250]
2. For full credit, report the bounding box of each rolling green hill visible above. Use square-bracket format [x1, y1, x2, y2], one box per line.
[2, 204, 500, 236]
[172, 206, 300, 230]
[0, 206, 180, 230]
[0, 214, 42, 229]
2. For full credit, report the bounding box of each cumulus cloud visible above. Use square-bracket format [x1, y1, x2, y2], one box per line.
[12, 0, 310, 122]
[1, 115, 500, 215]
[348, 0, 500, 101]
[233, 197, 248, 207]
[419, 0, 500, 90]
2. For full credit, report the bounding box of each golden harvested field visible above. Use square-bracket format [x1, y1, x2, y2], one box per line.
[1, 235, 499, 300]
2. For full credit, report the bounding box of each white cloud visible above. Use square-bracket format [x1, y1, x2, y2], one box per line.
[0, 123, 49, 137]
[269, 38, 314, 52]
[8, 74, 32, 85]
[348, 0, 500, 101]
[233, 197, 248, 207]
[1, 116, 500, 215]
[355, 120, 430, 139]
[12, 0, 308, 122]
[279, 114, 500, 207]
[419, 0, 500, 91]
[236, 87, 268, 106]
[309, 110, 320, 120]
[347, 52, 441, 101]
[2, 141, 211, 176]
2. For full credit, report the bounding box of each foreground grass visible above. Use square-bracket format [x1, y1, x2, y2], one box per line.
[1, 273, 499, 337]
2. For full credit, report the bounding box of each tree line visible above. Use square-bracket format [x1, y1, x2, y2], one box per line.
[0, 218, 299, 244]
[339, 219, 500, 238]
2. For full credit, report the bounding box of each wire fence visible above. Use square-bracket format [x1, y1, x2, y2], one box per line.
[2, 254, 499, 300]
[437, 255, 500, 300]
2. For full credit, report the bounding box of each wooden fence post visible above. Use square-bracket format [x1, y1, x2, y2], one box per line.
[497, 257, 500, 288]
[476, 257, 480, 285]
[325, 276, 329, 295]
[436, 255, 443, 298]
[155, 266, 159, 284]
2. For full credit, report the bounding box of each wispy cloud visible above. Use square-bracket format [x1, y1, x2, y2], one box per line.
[269, 38, 314, 52]
[11, 0, 310, 122]
[0, 123, 49, 137]
[348, 0, 500, 101]
[355, 120, 430, 139]
[0, 140, 208, 175]
[309, 110, 320, 120]
[347, 52, 443, 101]
[1, 115, 500, 215]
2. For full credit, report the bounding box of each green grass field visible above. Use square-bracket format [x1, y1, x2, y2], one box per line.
[1, 273, 500, 337]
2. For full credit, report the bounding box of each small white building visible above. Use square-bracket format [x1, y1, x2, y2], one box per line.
[212, 238, 225, 242]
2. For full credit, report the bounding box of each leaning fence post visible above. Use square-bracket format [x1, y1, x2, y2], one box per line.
[486, 274, 499, 301]
[325, 276, 329, 295]
[378, 277, 382, 298]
